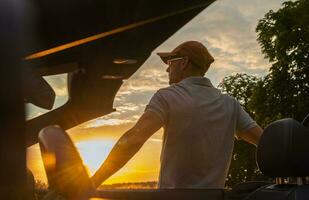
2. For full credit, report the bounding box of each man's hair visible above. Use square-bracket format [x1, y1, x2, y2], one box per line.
[189, 60, 210, 76]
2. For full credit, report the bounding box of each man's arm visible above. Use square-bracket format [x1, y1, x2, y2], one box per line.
[236, 125, 263, 146]
[91, 110, 163, 187]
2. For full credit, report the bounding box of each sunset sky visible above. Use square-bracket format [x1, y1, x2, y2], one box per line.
[27, 0, 285, 185]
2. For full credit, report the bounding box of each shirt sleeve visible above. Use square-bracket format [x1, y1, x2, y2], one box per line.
[145, 90, 169, 124]
[236, 101, 257, 133]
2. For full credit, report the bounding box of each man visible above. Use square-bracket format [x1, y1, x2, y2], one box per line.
[92, 41, 263, 189]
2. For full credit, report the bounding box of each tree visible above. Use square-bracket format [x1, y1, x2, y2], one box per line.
[218, 73, 264, 187]
[248, 75, 285, 127]
[218, 73, 258, 112]
[255, 0, 309, 123]
[218, 0, 309, 187]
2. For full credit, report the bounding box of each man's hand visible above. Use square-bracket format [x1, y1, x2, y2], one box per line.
[91, 110, 163, 187]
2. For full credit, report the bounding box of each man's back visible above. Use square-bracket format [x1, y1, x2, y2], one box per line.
[146, 76, 256, 188]
[91, 41, 262, 189]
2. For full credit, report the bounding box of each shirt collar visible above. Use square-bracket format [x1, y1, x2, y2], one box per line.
[180, 76, 214, 87]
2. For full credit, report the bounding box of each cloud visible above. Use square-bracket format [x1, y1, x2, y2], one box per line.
[150, 0, 285, 85]
[70, 0, 287, 129]
[83, 103, 146, 129]
[78, 0, 286, 128]
[149, 138, 162, 143]
[26, 110, 43, 120]
[85, 118, 132, 128]
[117, 103, 139, 112]
[44, 74, 68, 97]
[119, 62, 168, 93]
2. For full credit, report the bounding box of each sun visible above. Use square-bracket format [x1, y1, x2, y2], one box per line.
[75, 139, 116, 176]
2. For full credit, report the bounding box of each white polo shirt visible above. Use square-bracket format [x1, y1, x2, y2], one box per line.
[145, 76, 257, 189]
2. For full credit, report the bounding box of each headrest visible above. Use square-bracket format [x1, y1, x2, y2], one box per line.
[257, 118, 309, 177]
[38, 126, 94, 199]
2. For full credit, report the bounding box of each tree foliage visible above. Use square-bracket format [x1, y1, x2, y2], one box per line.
[218, 74, 263, 187]
[219, 0, 309, 187]
[218, 73, 258, 111]
[255, 0, 309, 123]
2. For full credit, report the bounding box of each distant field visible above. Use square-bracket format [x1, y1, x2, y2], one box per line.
[35, 180, 157, 190]
[99, 181, 157, 189]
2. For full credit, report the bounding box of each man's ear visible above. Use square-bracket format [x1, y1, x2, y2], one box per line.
[180, 56, 189, 70]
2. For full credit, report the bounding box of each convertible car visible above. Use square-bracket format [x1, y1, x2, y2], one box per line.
[0, 0, 308, 199]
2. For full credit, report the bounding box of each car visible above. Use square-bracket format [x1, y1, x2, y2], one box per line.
[1, 0, 308, 199]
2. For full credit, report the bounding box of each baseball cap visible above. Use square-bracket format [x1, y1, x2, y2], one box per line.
[157, 41, 214, 70]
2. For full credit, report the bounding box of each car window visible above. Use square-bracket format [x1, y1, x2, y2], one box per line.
[26, 73, 68, 120]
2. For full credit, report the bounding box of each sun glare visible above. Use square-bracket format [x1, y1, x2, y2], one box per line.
[27, 128, 162, 187]
[75, 139, 116, 175]
[75, 138, 161, 185]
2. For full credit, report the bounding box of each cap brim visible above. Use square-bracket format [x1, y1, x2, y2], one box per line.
[157, 52, 177, 64]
